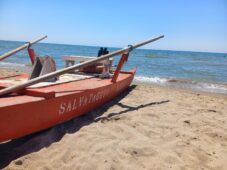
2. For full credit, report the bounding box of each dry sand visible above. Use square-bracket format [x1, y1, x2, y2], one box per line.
[0, 70, 227, 170]
[0, 68, 24, 77]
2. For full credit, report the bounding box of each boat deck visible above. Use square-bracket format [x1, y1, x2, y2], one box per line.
[0, 72, 132, 107]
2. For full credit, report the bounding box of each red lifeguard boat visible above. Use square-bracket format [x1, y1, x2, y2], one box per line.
[0, 35, 164, 142]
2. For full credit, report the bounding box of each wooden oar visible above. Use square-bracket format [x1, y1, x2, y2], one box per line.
[0, 36, 47, 61]
[0, 35, 164, 96]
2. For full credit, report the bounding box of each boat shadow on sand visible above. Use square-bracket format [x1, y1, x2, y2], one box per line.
[0, 84, 169, 168]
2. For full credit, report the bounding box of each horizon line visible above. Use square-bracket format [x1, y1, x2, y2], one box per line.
[0, 39, 227, 55]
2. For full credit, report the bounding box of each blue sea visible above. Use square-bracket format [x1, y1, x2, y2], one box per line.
[0, 40, 227, 94]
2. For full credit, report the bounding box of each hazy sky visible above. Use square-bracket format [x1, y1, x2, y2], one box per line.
[0, 0, 226, 53]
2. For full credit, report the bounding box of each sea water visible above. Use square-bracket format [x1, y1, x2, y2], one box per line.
[0, 40, 227, 94]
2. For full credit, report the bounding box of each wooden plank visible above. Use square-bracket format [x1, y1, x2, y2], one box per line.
[62, 56, 95, 62]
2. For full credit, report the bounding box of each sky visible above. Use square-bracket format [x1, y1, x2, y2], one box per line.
[0, 0, 227, 53]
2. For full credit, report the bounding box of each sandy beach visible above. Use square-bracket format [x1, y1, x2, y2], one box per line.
[0, 68, 24, 77]
[0, 69, 227, 170]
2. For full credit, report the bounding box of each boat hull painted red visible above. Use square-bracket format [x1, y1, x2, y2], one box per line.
[0, 70, 135, 142]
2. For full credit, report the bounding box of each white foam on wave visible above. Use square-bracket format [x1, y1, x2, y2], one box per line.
[134, 76, 167, 84]
[193, 82, 227, 93]
[134, 75, 227, 94]
[0, 61, 25, 68]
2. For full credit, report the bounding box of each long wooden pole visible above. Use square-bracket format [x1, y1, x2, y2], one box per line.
[0, 35, 164, 96]
[0, 35, 47, 61]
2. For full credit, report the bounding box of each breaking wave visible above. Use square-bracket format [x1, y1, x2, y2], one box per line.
[134, 76, 167, 84]
[134, 76, 227, 94]
[0, 61, 26, 68]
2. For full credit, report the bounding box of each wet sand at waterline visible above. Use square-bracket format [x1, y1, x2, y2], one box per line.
[0, 69, 227, 170]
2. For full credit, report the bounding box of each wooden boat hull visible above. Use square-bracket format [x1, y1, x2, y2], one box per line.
[0, 70, 135, 142]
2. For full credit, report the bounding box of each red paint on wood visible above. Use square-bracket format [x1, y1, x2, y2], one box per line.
[0, 70, 136, 142]
[27, 48, 36, 65]
[111, 53, 129, 83]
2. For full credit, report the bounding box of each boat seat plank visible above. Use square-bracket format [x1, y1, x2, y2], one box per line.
[62, 56, 113, 65]
[19, 89, 55, 99]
